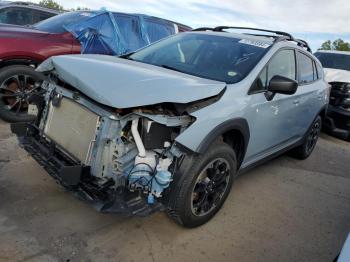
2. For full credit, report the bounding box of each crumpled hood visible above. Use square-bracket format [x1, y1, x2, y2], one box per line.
[37, 55, 226, 108]
[324, 68, 350, 83]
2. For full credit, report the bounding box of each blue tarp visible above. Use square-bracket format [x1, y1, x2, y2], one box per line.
[65, 11, 177, 56]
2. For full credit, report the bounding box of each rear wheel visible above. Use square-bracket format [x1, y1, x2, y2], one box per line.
[291, 116, 322, 160]
[167, 142, 237, 228]
[0, 65, 45, 123]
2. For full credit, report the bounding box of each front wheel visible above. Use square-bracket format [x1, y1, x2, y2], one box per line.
[167, 142, 237, 228]
[0, 65, 45, 123]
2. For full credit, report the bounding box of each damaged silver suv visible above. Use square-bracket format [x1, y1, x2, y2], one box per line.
[11, 27, 329, 227]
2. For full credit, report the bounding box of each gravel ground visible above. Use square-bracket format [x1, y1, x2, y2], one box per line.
[0, 119, 349, 262]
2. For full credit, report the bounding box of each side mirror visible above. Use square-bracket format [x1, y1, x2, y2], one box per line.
[265, 75, 298, 101]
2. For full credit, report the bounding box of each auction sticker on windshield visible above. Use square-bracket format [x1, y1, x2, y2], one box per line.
[239, 39, 271, 48]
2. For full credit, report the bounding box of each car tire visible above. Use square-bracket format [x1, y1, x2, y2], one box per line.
[0, 65, 45, 123]
[167, 142, 237, 228]
[290, 115, 322, 160]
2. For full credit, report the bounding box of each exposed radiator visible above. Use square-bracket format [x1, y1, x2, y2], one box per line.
[44, 98, 100, 164]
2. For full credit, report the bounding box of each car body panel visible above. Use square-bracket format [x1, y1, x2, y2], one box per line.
[338, 233, 350, 262]
[324, 68, 350, 83]
[36, 39, 328, 166]
[9, 30, 329, 222]
[0, 24, 80, 62]
[37, 54, 227, 108]
[175, 41, 329, 166]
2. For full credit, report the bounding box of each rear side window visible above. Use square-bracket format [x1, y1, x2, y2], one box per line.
[143, 17, 175, 42]
[0, 7, 33, 25]
[298, 52, 315, 84]
[113, 13, 146, 53]
[250, 49, 296, 92]
[32, 10, 54, 24]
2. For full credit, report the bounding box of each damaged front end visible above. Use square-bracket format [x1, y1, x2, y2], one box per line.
[11, 81, 199, 216]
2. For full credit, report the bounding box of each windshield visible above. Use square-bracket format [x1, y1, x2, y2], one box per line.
[33, 11, 96, 33]
[129, 33, 270, 84]
[314, 52, 350, 71]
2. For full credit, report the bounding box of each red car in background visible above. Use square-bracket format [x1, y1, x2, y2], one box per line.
[0, 11, 191, 122]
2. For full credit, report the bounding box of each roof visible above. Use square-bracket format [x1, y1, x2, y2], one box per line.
[188, 30, 275, 44]
[316, 50, 350, 55]
[192, 26, 311, 52]
[0, 1, 60, 14]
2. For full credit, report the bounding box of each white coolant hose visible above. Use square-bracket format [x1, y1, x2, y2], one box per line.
[131, 118, 146, 158]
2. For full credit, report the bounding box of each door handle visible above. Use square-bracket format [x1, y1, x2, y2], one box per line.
[293, 100, 300, 105]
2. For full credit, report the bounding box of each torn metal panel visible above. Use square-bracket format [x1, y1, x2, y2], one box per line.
[36, 55, 226, 109]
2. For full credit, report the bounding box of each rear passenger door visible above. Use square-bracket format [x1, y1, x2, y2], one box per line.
[293, 51, 323, 135]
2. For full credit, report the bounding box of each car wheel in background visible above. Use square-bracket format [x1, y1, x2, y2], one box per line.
[0, 65, 45, 123]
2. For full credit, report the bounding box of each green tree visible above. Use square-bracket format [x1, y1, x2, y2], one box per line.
[319, 38, 350, 51]
[38, 0, 64, 11]
[73, 7, 91, 11]
[320, 40, 331, 50]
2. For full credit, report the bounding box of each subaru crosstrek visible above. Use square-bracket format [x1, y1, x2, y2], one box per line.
[11, 27, 329, 227]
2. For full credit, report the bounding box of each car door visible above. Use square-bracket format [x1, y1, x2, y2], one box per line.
[293, 51, 324, 135]
[244, 48, 299, 165]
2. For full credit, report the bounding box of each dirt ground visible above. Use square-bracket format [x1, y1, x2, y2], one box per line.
[0, 119, 349, 262]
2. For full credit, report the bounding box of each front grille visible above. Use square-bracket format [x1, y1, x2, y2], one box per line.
[44, 97, 100, 164]
[329, 82, 350, 109]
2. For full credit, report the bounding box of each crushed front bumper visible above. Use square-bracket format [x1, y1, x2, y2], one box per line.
[11, 122, 164, 216]
[324, 105, 350, 141]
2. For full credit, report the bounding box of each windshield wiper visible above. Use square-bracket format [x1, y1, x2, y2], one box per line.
[160, 64, 185, 73]
[119, 52, 135, 60]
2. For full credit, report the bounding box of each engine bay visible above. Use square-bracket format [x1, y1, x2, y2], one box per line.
[34, 82, 193, 207]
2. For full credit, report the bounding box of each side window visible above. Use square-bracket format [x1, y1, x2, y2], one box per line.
[143, 18, 176, 43]
[32, 10, 54, 24]
[0, 7, 33, 25]
[298, 52, 314, 84]
[113, 14, 146, 53]
[250, 49, 296, 93]
[316, 62, 323, 79]
[0, 8, 8, 23]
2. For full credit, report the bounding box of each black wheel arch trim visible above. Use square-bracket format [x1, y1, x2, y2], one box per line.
[0, 58, 41, 69]
[196, 118, 250, 164]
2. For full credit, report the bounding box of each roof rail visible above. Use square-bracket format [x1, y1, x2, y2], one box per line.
[192, 26, 312, 52]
